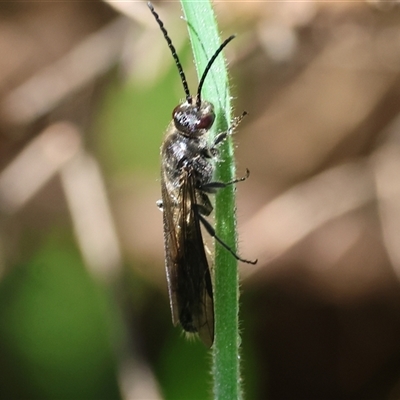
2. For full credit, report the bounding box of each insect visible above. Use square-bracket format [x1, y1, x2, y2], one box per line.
[148, 2, 257, 347]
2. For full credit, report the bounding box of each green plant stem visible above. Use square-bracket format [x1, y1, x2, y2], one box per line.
[180, 1, 242, 399]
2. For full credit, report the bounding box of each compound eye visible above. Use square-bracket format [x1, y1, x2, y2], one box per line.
[196, 112, 215, 130]
[172, 104, 215, 135]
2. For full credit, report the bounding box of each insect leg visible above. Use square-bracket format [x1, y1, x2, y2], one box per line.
[212, 111, 248, 148]
[200, 168, 250, 192]
[195, 191, 213, 216]
[197, 212, 257, 265]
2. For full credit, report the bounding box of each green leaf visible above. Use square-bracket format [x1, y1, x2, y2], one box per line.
[180, 1, 242, 399]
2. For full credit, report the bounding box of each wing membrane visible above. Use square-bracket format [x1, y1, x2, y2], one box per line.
[161, 167, 214, 347]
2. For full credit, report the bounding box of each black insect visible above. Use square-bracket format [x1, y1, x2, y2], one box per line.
[148, 2, 257, 347]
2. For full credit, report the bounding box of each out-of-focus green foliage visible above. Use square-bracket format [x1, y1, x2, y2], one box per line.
[0, 235, 122, 399]
[94, 53, 191, 177]
[156, 331, 211, 400]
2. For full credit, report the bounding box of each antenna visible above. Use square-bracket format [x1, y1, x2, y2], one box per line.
[148, 2, 191, 102]
[196, 35, 235, 108]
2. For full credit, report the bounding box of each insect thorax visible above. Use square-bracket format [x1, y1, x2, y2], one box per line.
[161, 129, 214, 189]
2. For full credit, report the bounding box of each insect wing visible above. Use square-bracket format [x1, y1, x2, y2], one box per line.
[161, 168, 214, 347]
[160, 173, 180, 326]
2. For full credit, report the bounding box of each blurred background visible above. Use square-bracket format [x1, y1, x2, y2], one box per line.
[1, 1, 400, 399]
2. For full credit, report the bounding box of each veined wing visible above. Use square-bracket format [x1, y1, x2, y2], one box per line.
[161, 167, 214, 347]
